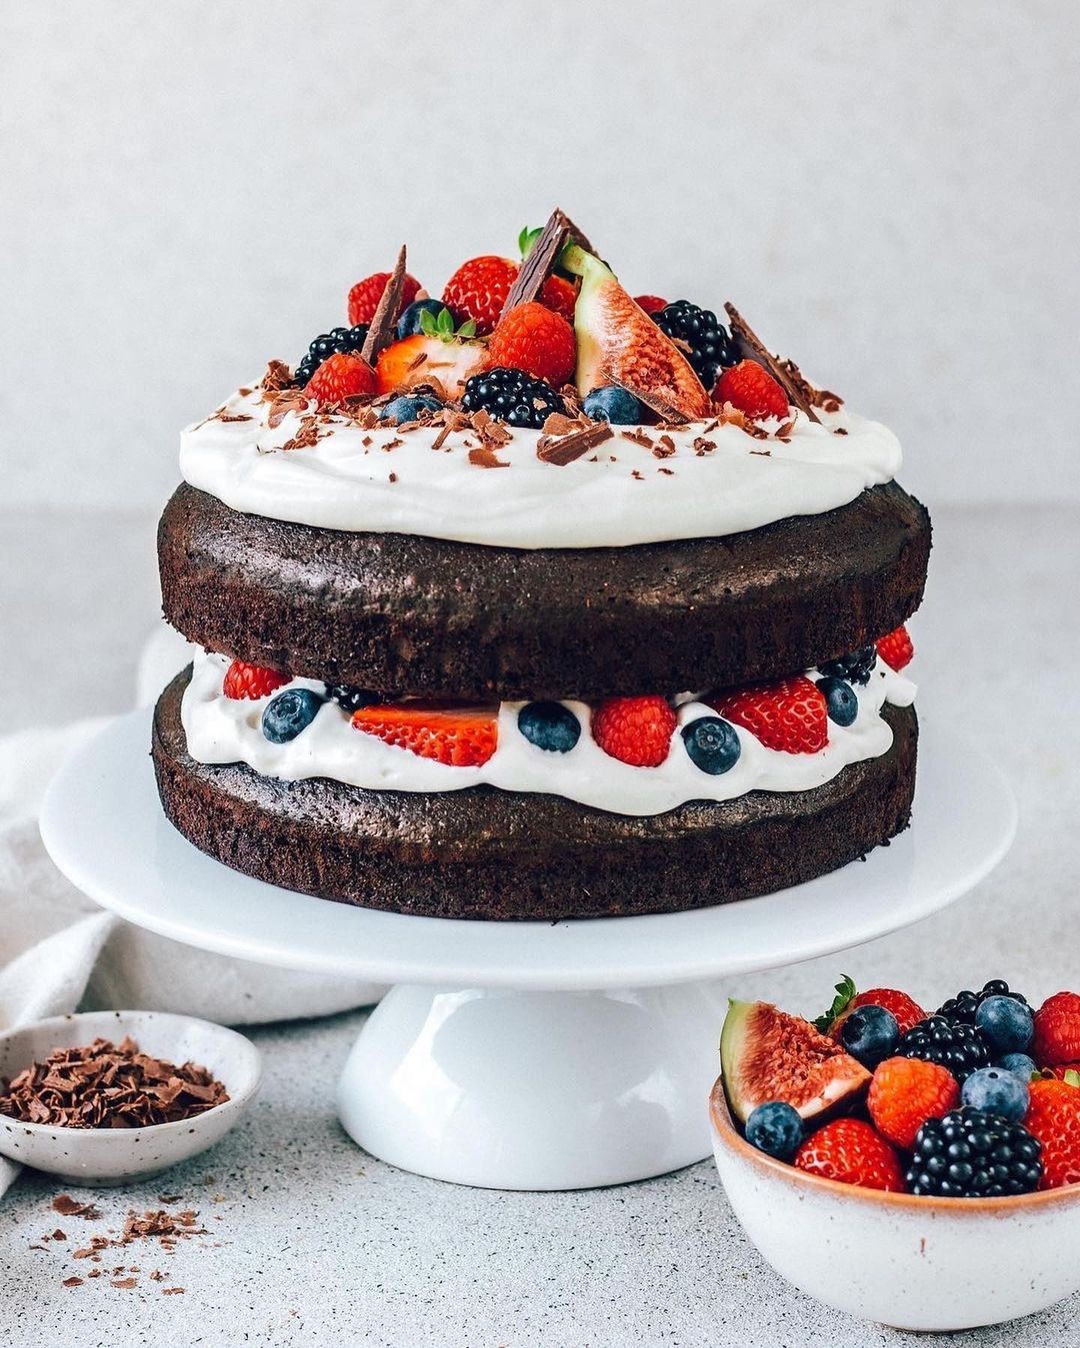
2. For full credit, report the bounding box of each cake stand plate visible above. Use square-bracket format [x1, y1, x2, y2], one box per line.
[41, 710, 1015, 1191]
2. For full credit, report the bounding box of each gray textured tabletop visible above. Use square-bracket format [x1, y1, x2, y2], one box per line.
[2, 504, 1077, 1347]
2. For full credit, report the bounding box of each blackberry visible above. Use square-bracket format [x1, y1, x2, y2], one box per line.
[327, 684, 379, 714]
[654, 301, 734, 386]
[898, 1015, 991, 1082]
[819, 645, 877, 686]
[294, 325, 369, 386]
[460, 367, 564, 429]
[906, 1106, 1042, 1197]
[937, 979, 1029, 1026]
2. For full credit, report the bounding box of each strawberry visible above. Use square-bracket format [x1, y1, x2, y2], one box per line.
[347, 271, 421, 328]
[305, 351, 376, 405]
[352, 703, 497, 767]
[820, 978, 927, 1039]
[713, 359, 790, 420]
[876, 625, 915, 673]
[592, 696, 677, 767]
[222, 660, 289, 701]
[711, 676, 827, 755]
[794, 1118, 906, 1192]
[442, 256, 575, 336]
[1024, 1076, 1080, 1189]
[1032, 992, 1080, 1066]
[634, 294, 668, 315]
[374, 333, 486, 400]
[868, 1057, 960, 1151]
[487, 302, 576, 388]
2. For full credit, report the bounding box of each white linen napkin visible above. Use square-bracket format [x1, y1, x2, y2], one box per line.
[0, 627, 384, 1193]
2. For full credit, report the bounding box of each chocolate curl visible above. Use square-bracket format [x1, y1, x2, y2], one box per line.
[361, 245, 409, 365]
[500, 208, 594, 319]
[724, 303, 820, 424]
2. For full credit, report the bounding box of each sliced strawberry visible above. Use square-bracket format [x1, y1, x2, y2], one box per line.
[223, 660, 289, 701]
[711, 676, 828, 754]
[488, 302, 576, 388]
[348, 271, 421, 328]
[876, 626, 915, 672]
[591, 695, 677, 767]
[713, 359, 790, 420]
[305, 351, 376, 405]
[352, 703, 498, 767]
[374, 334, 487, 400]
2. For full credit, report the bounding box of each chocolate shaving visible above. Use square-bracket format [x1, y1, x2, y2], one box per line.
[53, 1195, 100, 1219]
[620, 428, 656, 449]
[536, 422, 613, 466]
[724, 304, 820, 423]
[361, 245, 408, 365]
[652, 434, 676, 459]
[500, 208, 592, 318]
[260, 360, 293, 394]
[468, 445, 510, 469]
[692, 437, 716, 455]
[0, 1038, 228, 1129]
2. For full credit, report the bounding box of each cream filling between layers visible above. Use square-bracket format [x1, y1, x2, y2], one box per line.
[180, 652, 916, 818]
[179, 386, 903, 549]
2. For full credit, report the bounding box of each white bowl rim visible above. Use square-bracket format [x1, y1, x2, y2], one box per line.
[710, 1076, 1080, 1215]
[0, 1009, 262, 1140]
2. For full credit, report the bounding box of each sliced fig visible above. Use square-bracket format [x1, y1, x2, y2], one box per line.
[720, 998, 871, 1125]
[561, 244, 711, 421]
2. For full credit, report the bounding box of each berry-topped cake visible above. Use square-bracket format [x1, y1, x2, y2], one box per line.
[154, 208, 930, 920]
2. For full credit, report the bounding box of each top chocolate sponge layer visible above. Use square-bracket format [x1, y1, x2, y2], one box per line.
[158, 481, 930, 700]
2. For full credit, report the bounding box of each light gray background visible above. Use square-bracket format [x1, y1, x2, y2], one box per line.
[4, 0, 1079, 512]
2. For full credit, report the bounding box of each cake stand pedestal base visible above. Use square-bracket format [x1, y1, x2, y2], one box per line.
[337, 982, 728, 1190]
[40, 711, 1016, 1191]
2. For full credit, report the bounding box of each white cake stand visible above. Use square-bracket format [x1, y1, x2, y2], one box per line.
[40, 710, 1015, 1191]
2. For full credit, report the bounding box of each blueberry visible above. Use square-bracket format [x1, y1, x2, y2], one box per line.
[582, 385, 645, 425]
[262, 688, 324, 743]
[999, 1052, 1037, 1081]
[961, 1065, 1030, 1122]
[816, 676, 858, 727]
[681, 716, 741, 775]
[518, 701, 580, 753]
[396, 298, 449, 339]
[840, 1004, 900, 1068]
[975, 994, 1034, 1055]
[378, 392, 443, 423]
[745, 1101, 803, 1162]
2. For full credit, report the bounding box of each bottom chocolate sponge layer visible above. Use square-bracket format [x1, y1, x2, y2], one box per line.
[152, 670, 918, 921]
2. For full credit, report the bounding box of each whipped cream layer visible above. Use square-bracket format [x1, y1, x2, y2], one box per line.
[181, 652, 916, 817]
[180, 386, 903, 549]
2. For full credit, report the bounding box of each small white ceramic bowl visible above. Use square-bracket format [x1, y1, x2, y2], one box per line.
[710, 1078, 1080, 1331]
[0, 1010, 261, 1185]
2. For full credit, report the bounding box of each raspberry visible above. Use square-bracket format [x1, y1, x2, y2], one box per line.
[713, 359, 790, 420]
[591, 696, 677, 767]
[305, 351, 376, 405]
[222, 660, 289, 701]
[1032, 992, 1080, 1067]
[876, 625, 914, 672]
[487, 302, 576, 389]
[868, 1057, 960, 1150]
[347, 271, 421, 328]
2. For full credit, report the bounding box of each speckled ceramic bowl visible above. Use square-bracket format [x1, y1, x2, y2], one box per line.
[710, 1078, 1080, 1331]
[0, 1010, 261, 1185]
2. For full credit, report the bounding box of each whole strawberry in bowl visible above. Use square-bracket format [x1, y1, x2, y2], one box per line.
[710, 987, 1080, 1331]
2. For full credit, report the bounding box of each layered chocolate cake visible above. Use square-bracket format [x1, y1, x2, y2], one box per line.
[154, 209, 930, 920]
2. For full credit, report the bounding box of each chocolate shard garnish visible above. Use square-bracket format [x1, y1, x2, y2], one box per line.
[724, 303, 820, 424]
[536, 421, 613, 466]
[500, 208, 593, 319]
[361, 246, 408, 365]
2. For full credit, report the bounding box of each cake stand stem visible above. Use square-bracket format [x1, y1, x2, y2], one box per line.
[336, 981, 730, 1190]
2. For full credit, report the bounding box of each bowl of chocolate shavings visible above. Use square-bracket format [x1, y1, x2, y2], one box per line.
[0, 1010, 261, 1184]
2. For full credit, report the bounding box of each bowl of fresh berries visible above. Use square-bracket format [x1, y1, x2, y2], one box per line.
[710, 978, 1080, 1331]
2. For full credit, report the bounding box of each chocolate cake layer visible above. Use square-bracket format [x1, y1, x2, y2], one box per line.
[152, 669, 918, 922]
[158, 481, 930, 701]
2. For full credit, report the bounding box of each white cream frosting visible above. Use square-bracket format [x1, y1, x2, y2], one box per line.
[181, 651, 916, 818]
[179, 386, 903, 549]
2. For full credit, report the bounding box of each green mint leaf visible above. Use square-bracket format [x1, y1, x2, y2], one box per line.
[812, 975, 857, 1033]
